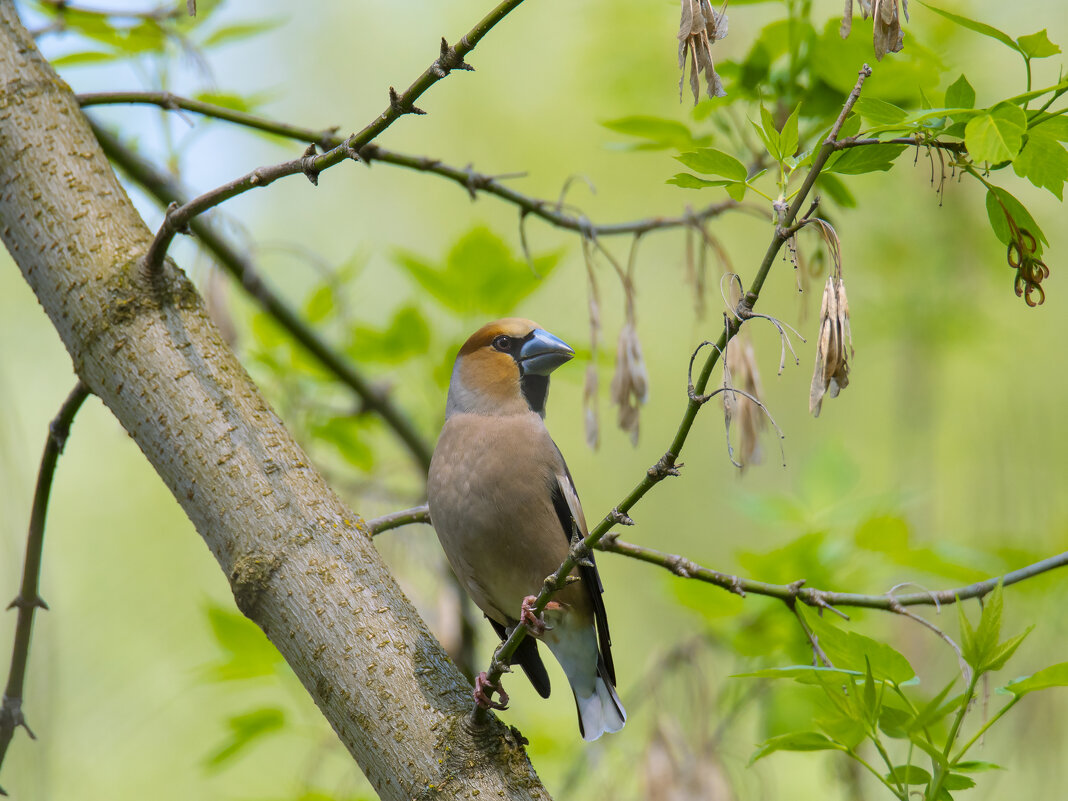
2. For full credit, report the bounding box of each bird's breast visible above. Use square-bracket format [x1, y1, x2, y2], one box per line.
[427, 412, 581, 623]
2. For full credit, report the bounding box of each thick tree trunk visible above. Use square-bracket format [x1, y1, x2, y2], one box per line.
[0, 7, 548, 800]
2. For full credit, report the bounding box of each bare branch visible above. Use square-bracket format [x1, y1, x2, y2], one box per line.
[366, 504, 1068, 615]
[78, 91, 739, 240]
[140, 0, 530, 272]
[0, 382, 91, 793]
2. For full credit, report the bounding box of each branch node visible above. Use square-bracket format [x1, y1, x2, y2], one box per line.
[609, 507, 635, 527]
[647, 453, 681, 480]
[435, 37, 474, 75]
[389, 86, 426, 116]
[6, 595, 48, 612]
[728, 576, 746, 598]
[300, 143, 321, 186]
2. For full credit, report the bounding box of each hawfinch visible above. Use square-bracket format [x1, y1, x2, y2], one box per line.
[427, 318, 626, 741]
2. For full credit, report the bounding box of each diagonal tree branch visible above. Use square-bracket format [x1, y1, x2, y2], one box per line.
[0, 381, 91, 795]
[471, 65, 877, 719]
[142, 0, 529, 271]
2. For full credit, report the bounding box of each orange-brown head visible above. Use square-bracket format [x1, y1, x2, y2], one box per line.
[446, 318, 575, 418]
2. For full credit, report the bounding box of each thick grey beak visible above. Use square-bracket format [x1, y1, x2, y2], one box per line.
[517, 328, 574, 376]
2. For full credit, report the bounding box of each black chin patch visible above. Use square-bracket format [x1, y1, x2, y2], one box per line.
[520, 374, 549, 416]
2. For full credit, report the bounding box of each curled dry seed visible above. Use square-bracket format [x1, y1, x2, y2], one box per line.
[723, 334, 766, 468]
[678, 0, 728, 104]
[611, 322, 650, 446]
[584, 363, 600, 450]
[872, 0, 907, 60]
[809, 275, 853, 416]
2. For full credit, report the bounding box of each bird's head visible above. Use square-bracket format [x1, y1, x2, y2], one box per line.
[446, 318, 575, 418]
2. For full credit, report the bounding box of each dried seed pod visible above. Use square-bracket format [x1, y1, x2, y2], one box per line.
[678, 0, 728, 104]
[611, 322, 650, 445]
[809, 275, 853, 416]
[872, 0, 907, 60]
[583, 362, 600, 450]
[723, 334, 766, 468]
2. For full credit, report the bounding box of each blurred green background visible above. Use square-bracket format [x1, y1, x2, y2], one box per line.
[1, 1, 1066, 799]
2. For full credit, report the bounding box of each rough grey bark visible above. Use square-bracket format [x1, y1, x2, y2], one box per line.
[0, 7, 549, 800]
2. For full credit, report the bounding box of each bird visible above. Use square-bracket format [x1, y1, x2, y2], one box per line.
[427, 318, 626, 741]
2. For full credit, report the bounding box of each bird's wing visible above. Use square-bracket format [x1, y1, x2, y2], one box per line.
[550, 452, 617, 686]
[488, 618, 551, 698]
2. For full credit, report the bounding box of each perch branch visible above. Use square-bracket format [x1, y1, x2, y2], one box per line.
[366, 504, 1068, 613]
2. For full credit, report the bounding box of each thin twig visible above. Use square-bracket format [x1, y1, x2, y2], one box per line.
[77, 91, 342, 148]
[367, 506, 433, 536]
[0, 382, 91, 795]
[77, 91, 741, 239]
[365, 505, 1068, 614]
[141, 0, 528, 272]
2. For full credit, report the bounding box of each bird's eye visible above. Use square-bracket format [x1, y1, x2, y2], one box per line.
[492, 335, 512, 352]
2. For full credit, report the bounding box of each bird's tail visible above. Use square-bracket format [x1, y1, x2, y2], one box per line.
[573, 662, 626, 742]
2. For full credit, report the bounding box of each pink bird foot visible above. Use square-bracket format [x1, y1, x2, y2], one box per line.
[520, 595, 562, 636]
[473, 671, 510, 711]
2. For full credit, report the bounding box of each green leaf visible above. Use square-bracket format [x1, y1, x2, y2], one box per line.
[1013, 129, 1068, 199]
[944, 75, 976, 110]
[666, 173, 732, 189]
[916, 2, 1020, 53]
[675, 148, 748, 181]
[602, 116, 705, 150]
[825, 144, 906, 175]
[1034, 114, 1068, 142]
[984, 625, 1033, 672]
[758, 104, 783, 160]
[909, 680, 961, 733]
[724, 181, 747, 201]
[733, 665, 867, 683]
[201, 19, 282, 48]
[393, 226, 560, 315]
[965, 103, 1027, 163]
[972, 583, 1004, 668]
[798, 605, 916, 684]
[192, 90, 258, 113]
[886, 765, 931, 785]
[49, 50, 119, 67]
[1003, 661, 1068, 696]
[878, 706, 912, 739]
[203, 604, 283, 682]
[1016, 30, 1061, 59]
[855, 515, 910, 554]
[910, 734, 950, 768]
[943, 774, 978, 790]
[312, 417, 375, 471]
[749, 731, 845, 764]
[985, 186, 1047, 255]
[953, 761, 1004, 772]
[780, 104, 801, 159]
[853, 97, 908, 125]
[347, 306, 430, 365]
[862, 657, 878, 723]
[303, 285, 334, 323]
[205, 707, 286, 768]
[815, 173, 856, 208]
